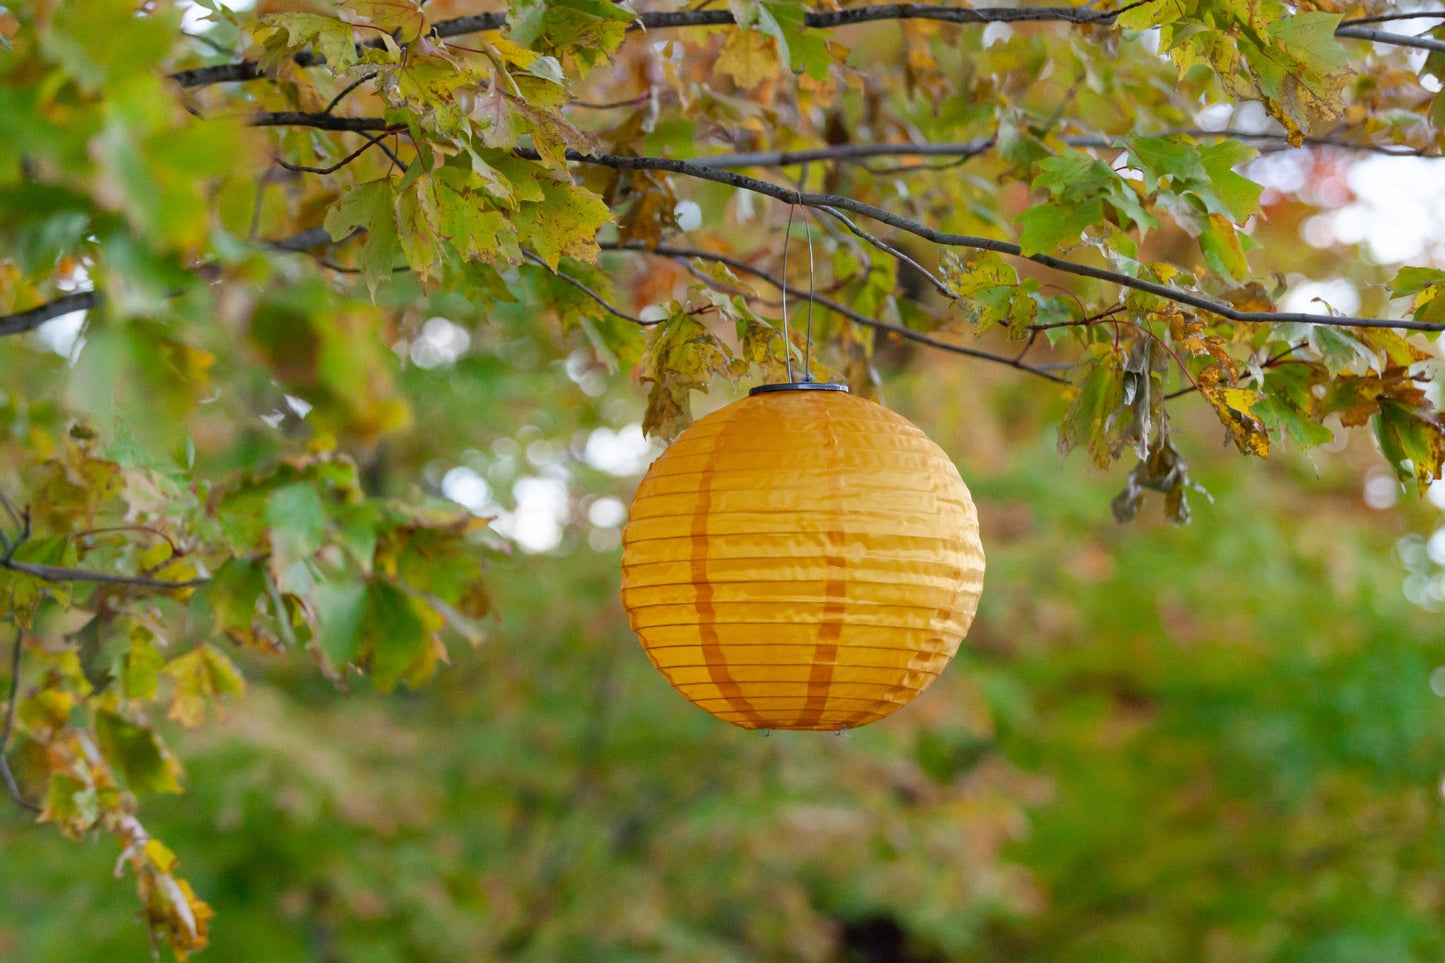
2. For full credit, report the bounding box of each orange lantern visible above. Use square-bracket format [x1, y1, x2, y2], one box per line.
[620, 383, 985, 730]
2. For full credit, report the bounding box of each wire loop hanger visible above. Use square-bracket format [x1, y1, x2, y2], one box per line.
[778, 198, 817, 384]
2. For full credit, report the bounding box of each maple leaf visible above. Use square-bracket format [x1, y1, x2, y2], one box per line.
[258, 13, 359, 73]
[941, 250, 1039, 337]
[511, 178, 612, 269]
[638, 313, 736, 440]
[344, 0, 428, 44]
[1199, 365, 1269, 457]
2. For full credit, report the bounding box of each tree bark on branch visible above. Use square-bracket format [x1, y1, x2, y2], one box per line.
[171, 5, 1443, 90]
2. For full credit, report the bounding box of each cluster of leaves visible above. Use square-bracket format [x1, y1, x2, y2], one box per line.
[0, 418, 494, 954]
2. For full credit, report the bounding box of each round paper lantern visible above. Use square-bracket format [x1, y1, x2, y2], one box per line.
[620, 383, 985, 730]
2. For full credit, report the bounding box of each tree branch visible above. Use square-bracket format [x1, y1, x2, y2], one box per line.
[536, 148, 1445, 335]
[1334, 25, 1445, 54]
[694, 129, 1442, 168]
[602, 242, 1067, 382]
[0, 556, 208, 591]
[174, 4, 1445, 93]
[521, 249, 650, 325]
[1340, 11, 1445, 26]
[250, 111, 393, 132]
[172, 6, 1121, 89]
[274, 130, 394, 175]
[0, 291, 100, 338]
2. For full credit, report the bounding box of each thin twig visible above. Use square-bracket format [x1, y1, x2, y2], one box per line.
[566, 95, 651, 110]
[521, 249, 651, 325]
[0, 491, 19, 534]
[820, 206, 957, 301]
[250, 111, 394, 132]
[602, 242, 1067, 382]
[322, 72, 378, 116]
[274, 130, 393, 175]
[1339, 11, 1445, 26]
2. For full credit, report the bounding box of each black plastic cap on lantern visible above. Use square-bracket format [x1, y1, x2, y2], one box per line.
[748, 381, 850, 396]
[620, 385, 986, 731]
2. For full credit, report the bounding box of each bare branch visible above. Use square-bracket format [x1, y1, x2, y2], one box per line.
[1340, 11, 1445, 26]
[0, 557, 208, 591]
[250, 111, 393, 132]
[696, 129, 1440, 168]
[274, 130, 394, 175]
[322, 72, 378, 116]
[0, 291, 99, 338]
[602, 242, 1068, 383]
[1335, 25, 1445, 53]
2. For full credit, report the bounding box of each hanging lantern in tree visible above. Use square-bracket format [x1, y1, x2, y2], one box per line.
[620, 383, 985, 731]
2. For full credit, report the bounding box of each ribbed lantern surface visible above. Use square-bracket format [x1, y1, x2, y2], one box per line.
[620, 386, 985, 730]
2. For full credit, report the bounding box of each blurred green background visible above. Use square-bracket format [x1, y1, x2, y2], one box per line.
[5, 356, 1443, 963]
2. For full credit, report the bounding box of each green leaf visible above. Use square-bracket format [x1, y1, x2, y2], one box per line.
[1257, 362, 1333, 448]
[122, 628, 166, 702]
[267, 483, 328, 586]
[363, 582, 434, 691]
[317, 581, 367, 669]
[1375, 398, 1445, 493]
[1199, 214, 1248, 279]
[1389, 267, 1445, 327]
[1199, 141, 1263, 222]
[324, 179, 402, 295]
[94, 710, 183, 795]
[1018, 198, 1104, 257]
[1059, 343, 1127, 468]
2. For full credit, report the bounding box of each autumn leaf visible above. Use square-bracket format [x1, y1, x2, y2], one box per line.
[717, 28, 783, 90]
[511, 178, 612, 269]
[345, 0, 428, 44]
[638, 312, 736, 440]
[1376, 398, 1445, 493]
[941, 250, 1038, 336]
[1199, 365, 1269, 457]
[1059, 343, 1127, 468]
[259, 13, 359, 74]
[162, 646, 247, 729]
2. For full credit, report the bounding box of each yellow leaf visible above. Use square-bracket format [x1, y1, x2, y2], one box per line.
[716, 30, 782, 90]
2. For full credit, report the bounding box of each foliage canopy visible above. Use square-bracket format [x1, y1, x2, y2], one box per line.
[3, 0, 1445, 957]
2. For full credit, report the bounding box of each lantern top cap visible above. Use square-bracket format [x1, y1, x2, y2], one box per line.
[748, 382, 850, 396]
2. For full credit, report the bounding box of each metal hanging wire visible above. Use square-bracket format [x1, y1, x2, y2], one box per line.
[778, 200, 818, 384]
